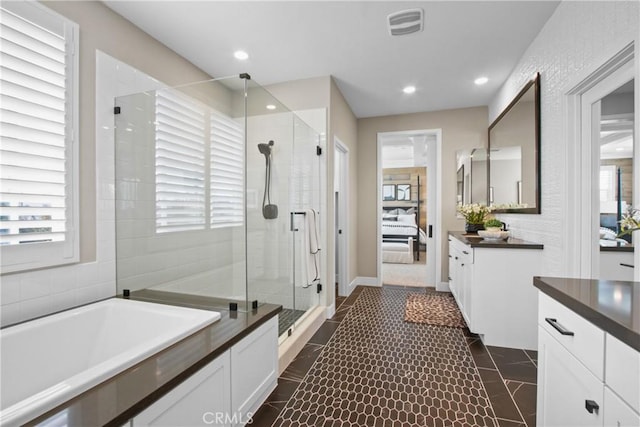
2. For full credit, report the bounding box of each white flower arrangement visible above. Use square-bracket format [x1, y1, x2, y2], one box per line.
[618, 206, 640, 237]
[457, 203, 494, 224]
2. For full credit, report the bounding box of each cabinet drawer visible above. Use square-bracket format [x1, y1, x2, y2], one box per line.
[537, 327, 604, 427]
[606, 334, 640, 413]
[450, 237, 473, 264]
[604, 386, 640, 427]
[538, 292, 604, 380]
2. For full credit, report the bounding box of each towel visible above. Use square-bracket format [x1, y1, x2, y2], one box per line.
[303, 209, 321, 286]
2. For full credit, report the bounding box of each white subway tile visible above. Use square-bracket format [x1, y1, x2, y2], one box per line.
[48, 266, 76, 294]
[76, 262, 100, 288]
[20, 271, 52, 300]
[0, 303, 23, 327]
[0, 274, 21, 305]
[20, 296, 52, 321]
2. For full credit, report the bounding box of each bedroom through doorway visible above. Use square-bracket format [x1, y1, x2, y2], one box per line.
[378, 130, 439, 288]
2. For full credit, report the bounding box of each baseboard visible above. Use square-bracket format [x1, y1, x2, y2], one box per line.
[326, 303, 335, 319]
[352, 276, 380, 288]
[277, 306, 325, 375]
[436, 281, 450, 292]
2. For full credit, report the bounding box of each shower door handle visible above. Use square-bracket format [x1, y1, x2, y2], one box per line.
[428, 225, 433, 238]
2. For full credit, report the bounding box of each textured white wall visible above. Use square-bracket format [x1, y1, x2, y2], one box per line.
[488, 1, 639, 277]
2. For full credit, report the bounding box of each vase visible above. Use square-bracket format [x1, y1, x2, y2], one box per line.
[465, 222, 485, 234]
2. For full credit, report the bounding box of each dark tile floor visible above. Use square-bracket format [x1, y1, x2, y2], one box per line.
[252, 286, 537, 427]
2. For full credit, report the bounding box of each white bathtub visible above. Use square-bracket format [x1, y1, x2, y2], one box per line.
[0, 298, 220, 426]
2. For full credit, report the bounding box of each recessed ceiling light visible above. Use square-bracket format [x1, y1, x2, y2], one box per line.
[474, 76, 489, 85]
[234, 50, 249, 60]
[266, 104, 276, 110]
[616, 147, 625, 151]
[403, 86, 416, 94]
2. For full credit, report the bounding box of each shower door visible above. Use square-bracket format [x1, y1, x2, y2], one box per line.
[245, 82, 321, 338]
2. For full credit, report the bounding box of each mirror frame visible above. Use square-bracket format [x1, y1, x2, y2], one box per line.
[488, 73, 541, 214]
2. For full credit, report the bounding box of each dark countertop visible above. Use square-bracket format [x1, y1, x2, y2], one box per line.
[600, 243, 634, 252]
[534, 277, 640, 352]
[449, 231, 544, 250]
[28, 290, 282, 427]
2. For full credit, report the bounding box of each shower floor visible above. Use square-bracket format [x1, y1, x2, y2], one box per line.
[278, 308, 307, 336]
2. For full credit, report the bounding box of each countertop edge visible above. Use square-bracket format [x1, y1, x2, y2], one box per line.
[533, 277, 640, 352]
[449, 231, 544, 250]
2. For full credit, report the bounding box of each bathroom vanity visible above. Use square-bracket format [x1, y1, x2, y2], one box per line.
[25, 292, 281, 427]
[534, 277, 639, 427]
[448, 232, 543, 350]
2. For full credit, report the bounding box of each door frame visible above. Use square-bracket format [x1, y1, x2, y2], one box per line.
[334, 137, 349, 297]
[564, 42, 637, 279]
[376, 129, 442, 287]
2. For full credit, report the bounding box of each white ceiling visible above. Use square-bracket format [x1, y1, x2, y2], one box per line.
[104, 1, 559, 118]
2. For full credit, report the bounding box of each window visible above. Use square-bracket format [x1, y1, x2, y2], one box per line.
[210, 110, 243, 228]
[155, 90, 206, 233]
[154, 90, 243, 233]
[0, 2, 79, 272]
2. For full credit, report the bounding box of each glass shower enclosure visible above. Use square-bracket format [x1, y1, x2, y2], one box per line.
[113, 75, 321, 338]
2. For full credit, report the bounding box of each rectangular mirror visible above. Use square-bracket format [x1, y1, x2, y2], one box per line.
[489, 73, 540, 213]
[456, 165, 464, 207]
[455, 148, 488, 209]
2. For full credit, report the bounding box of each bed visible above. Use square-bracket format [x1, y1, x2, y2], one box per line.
[382, 208, 427, 261]
[382, 237, 414, 264]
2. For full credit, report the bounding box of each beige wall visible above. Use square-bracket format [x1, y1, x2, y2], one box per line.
[357, 107, 489, 280]
[330, 78, 359, 287]
[45, 1, 213, 262]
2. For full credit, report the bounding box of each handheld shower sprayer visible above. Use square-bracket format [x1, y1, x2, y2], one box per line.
[259, 140, 278, 219]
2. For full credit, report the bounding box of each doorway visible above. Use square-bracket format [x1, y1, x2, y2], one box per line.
[334, 138, 349, 298]
[566, 43, 637, 280]
[376, 130, 442, 288]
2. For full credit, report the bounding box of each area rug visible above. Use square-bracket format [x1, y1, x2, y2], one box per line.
[404, 292, 467, 328]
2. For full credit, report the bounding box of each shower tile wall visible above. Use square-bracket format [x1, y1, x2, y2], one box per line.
[1, 52, 160, 327]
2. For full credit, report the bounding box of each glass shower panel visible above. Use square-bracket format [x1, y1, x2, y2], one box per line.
[244, 82, 294, 331]
[290, 115, 321, 319]
[114, 76, 249, 309]
[244, 81, 321, 337]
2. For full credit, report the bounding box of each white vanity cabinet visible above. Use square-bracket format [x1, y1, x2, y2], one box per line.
[448, 237, 474, 330]
[133, 316, 278, 427]
[133, 351, 232, 427]
[536, 291, 640, 427]
[447, 234, 542, 349]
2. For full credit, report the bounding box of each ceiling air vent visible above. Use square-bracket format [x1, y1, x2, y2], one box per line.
[387, 8, 423, 36]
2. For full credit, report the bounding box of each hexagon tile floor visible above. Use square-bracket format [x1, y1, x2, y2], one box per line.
[251, 286, 537, 427]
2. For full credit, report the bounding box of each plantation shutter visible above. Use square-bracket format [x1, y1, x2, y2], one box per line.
[155, 90, 206, 233]
[210, 111, 244, 228]
[0, 5, 70, 246]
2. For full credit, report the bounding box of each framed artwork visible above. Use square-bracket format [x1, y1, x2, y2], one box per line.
[397, 184, 411, 201]
[383, 184, 396, 201]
